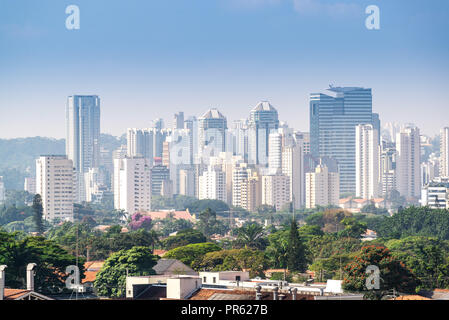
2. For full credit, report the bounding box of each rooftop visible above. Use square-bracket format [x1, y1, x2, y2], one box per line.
[251, 101, 277, 112]
[200, 108, 226, 119]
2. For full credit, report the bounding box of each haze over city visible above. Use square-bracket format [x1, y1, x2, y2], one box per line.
[1, 0, 449, 138]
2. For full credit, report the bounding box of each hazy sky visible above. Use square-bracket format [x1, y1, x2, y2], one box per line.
[1, 0, 448, 139]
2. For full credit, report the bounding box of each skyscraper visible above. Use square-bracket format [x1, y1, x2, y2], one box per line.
[310, 87, 374, 194]
[127, 128, 154, 165]
[66, 95, 100, 202]
[380, 141, 397, 197]
[268, 132, 282, 173]
[248, 101, 279, 166]
[261, 174, 290, 212]
[282, 141, 304, 209]
[36, 155, 74, 222]
[113, 157, 152, 215]
[306, 162, 340, 209]
[355, 124, 380, 199]
[198, 108, 227, 160]
[198, 166, 227, 202]
[396, 126, 421, 199]
[0, 176, 5, 206]
[173, 112, 185, 130]
[440, 127, 449, 178]
[233, 119, 248, 160]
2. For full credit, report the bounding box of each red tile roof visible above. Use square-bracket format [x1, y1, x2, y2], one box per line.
[139, 210, 195, 222]
[82, 260, 105, 283]
[3, 289, 31, 300]
[153, 249, 167, 257]
[393, 295, 431, 300]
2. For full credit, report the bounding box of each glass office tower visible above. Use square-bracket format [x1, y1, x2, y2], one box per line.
[310, 87, 374, 194]
[248, 101, 279, 166]
[66, 95, 101, 202]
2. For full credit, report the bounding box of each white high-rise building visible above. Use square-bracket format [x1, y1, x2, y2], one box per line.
[248, 101, 279, 166]
[198, 108, 227, 160]
[422, 153, 440, 186]
[179, 169, 195, 197]
[306, 163, 339, 209]
[113, 157, 151, 216]
[233, 119, 248, 160]
[66, 95, 100, 203]
[84, 167, 108, 203]
[36, 155, 74, 222]
[396, 126, 421, 199]
[232, 162, 249, 208]
[166, 128, 193, 195]
[198, 166, 227, 203]
[0, 176, 5, 205]
[261, 174, 290, 212]
[440, 127, 449, 178]
[421, 178, 449, 209]
[380, 143, 397, 197]
[355, 124, 380, 199]
[24, 177, 36, 194]
[282, 142, 304, 209]
[127, 128, 154, 164]
[268, 132, 282, 173]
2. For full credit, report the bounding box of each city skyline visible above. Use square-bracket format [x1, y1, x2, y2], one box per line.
[1, 0, 449, 138]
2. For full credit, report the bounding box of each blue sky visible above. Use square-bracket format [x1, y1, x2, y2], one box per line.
[0, 0, 448, 138]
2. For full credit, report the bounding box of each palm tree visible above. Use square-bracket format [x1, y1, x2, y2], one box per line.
[236, 223, 266, 250]
[148, 230, 161, 253]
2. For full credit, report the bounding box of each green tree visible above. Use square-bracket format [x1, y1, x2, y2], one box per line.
[161, 229, 206, 250]
[164, 242, 222, 267]
[32, 194, 44, 235]
[286, 219, 308, 272]
[234, 222, 267, 250]
[343, 245, 417, 298]
[148, 229, 161, 253]
[0, 230, 85, 294]
[386, 236, 449, 290]
[196, 208, 229, 237]
[186, 199, 230, 214]
[377, 206, 449, 240]
[94, 246, 158, 298]
[193, 249, 267, 278]
[338, 217, 367, 239]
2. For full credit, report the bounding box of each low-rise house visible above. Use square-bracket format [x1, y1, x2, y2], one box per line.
[2, 289, 53, 301]
[82, 261, 105, 292]
[139, 209, 195, 222]
[0, 264, 53, 301]
[361, 229, 378, 241]
[153, 259, 197, 276]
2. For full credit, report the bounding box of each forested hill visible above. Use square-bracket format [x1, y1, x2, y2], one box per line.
[0, 134, 124, 189]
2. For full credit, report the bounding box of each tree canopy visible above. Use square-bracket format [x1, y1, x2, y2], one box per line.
[94, 246, 158, 298]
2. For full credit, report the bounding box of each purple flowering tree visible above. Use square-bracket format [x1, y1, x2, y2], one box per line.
[129, 213, 152, 231]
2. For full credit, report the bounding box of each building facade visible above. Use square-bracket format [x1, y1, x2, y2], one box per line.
[261, 174, 290, 212]
[248, 101, 279, 166]
[113, 157, 152, 215]
[396, 126, 421, 199]
[441, 127, 449, 178]
[355, 124, 379, 199]
[36, 155, 74, 222]
[66, 95, 100, 202]
[306, 163, 339, 209]
[310, 87, 374, 194]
